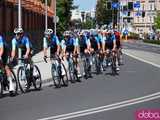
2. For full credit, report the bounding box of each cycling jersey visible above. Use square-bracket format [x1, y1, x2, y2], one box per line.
[0, 35, 10, 65]
[43, 34, 60, 48]
[66, 37, 75, 52]
[105, 34, 116, 50]
[0, 35, 4, 48]
[12, 35, 32, 51]
[74, 37, 79, 47]
[114, 31, 121, 49]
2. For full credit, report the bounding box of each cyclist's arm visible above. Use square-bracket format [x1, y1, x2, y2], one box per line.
[43, 37, 48, 57]
[113, 36, 117, 50]
[11, 38, 16, 59]
[25, 37, 31, 57]
[56, 36, 60, 55]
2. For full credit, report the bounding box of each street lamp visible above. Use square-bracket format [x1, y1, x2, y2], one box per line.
[54, 0, 57, 35]
[45, 0, 48, 31]
[18, 0, 22, 62]
[18, 0, 22, 28]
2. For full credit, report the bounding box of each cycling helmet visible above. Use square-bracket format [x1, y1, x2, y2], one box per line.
[44, 29, 53, 35]
[14, 27, 24, 34]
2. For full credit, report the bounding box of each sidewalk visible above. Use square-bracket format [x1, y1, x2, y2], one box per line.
[123, 49, 160, 68]
[125, 39, 160, 48]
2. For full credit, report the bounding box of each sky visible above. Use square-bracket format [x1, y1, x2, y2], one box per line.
[74, 0, 97, 11]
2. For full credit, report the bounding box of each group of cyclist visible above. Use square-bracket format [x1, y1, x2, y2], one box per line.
[43, 28, 122, 77]
[0, 27, 122, 95]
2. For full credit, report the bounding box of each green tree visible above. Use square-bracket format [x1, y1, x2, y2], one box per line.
[155, 13, 160, 29]
[95, 0, 118, 28]
[56, 0, 77, 33]
[82, 19, 96, 29]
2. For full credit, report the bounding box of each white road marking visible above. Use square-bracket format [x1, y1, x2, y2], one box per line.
[123, 50, 160, 68]
[38, 92, 160, 120]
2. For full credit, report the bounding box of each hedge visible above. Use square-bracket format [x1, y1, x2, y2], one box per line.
[143, 40, 160, 45]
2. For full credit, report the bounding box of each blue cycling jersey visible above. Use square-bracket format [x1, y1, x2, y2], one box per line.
[74, 37, 79, 47]
[43, 34, 60, 48]
[106, 34, 116, 44]
[94, 36, 100, 44]
[0, 35, 4, 48]
[12, 35, 31, 51]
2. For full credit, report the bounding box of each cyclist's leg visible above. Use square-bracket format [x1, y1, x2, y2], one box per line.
[3, 55, 15, 92]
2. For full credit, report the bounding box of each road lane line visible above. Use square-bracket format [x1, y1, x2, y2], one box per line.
[38, 92, 160, 120]
[124, 50, 160, 68]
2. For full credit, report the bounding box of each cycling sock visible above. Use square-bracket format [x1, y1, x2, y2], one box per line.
[8, 76, 14, 91]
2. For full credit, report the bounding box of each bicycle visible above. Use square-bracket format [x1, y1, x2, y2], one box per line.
[0, 62, 18, 97]
[83, 52, 92, 79]
[44, 55, 69, 88]
[94, 50, 104, 74]
[105, 50, 117, 75]
[67, 53, 81, 83]
[17, 58, 42, 93]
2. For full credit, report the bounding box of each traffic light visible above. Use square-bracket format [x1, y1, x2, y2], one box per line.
[128, 2, 133, 10]
[107, 2, 111, 10]
[142, 11, 145, 17]
[128, 12, 130, 16]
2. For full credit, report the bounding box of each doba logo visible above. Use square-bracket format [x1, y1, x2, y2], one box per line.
[136, 110, 160, 120]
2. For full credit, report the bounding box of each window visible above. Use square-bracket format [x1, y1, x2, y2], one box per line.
[142, 4, 145, 10]
[150, 16, 152, 22]
[150, 4, 152, 10]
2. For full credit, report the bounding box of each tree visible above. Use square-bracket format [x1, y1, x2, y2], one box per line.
[82, 19, 96, 29]
[155, 13, 160, 29]
[56, 0, 77, 33]
[95, 0, 119, 28]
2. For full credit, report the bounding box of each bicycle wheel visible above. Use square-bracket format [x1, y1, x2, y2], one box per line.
[61, 63, 69, 86]
[32, 65, 42, 90]
[68, 59, 76, 83]
[10, 69, 18, 95]
[17, 66, 28, 93]
[111, 55, 117, 75]
[51, 63, 61, 88]
[95, 55, 101, 74]
[83, 58, 90, 79]
[0, 75, 4, 98]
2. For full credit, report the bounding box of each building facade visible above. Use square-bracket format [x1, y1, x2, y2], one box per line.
[120, 0, 160, 34]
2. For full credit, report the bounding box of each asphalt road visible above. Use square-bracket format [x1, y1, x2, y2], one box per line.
[0, 42, 160, 120]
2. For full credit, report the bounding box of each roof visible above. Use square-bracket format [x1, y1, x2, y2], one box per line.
[6, 0, 54, 17]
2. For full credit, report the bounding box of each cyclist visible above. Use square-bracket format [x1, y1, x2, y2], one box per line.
[105, 30, 120, 71]
[66, 33, 81, 77]
[0, 35, 15, 95]
[114, 29, 122, 66]
[79, 32, 93, 78]
[43, 29, 60, 58]
[11, 28, 33, 90]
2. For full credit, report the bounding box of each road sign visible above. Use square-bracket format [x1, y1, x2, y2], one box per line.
[112, 2, 120, 9]
[135, 11, 141, 16]
[53, 16, 59, 23]
[134, 1, 140, 8]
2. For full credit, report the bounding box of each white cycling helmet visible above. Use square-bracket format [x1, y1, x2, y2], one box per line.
[44, 29, 53, 35]
[14, 27, 24, 34]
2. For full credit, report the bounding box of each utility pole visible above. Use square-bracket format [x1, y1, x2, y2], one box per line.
[45, 0, 48, 31]
[54, 0, 57, 35]
[18, 0, 22, 62]
[18, 0, 22, 28]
